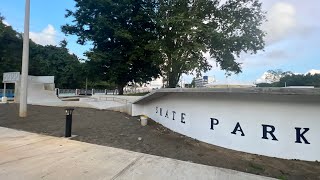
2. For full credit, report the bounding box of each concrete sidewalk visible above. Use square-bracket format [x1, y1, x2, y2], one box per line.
[0, 127, 274, 180]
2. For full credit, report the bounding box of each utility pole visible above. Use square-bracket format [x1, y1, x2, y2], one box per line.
[85, 77, 88, 95]
[19, 0, 30, 117]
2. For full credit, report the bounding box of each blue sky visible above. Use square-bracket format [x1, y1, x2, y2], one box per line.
[0, 0, 90, 58]
[0, 0, 319, 84]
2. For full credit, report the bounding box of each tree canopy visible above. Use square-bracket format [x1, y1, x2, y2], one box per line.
[0, 14, 85, 89]
[157, 0, 266, 87]
[29, 42, 85, 88]
[62, 0, 266, 90]
[263, 69, 293, 83]
[257, 72, 320, 88]
[0, 14, 23, 81]
[62, 0, 162, 94]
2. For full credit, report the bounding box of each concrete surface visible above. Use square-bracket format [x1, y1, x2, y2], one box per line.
[133, 87, 320, 104]
[92, 94, 142, 103]
[27, 82, 61, 104]
[25, 83, 139, 110]
[0, 127, 274, 180]
[11, 79, 143, 111]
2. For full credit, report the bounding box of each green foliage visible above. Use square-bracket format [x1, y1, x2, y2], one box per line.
[191, 78, 195, 87]
[256, 82, 273, 87]
[279, 73, 320, 87]
[0, 14, 23, 82]
[29, 43, 85, 88]
[62, 0, 162, 94]
[0, 14, 84, 89]
[248, 162, 265, 174]
[257, 70, 320, 87]
[89, 81, 117, 89]
[63, 0, 266, 90]
[157, 0, 266, 87]
[265, 69, 293, 83]
[185, 78, 195, 88]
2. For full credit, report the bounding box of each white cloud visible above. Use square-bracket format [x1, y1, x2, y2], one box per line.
[263, 2, 296, 44]
[256, 72, 274, 83]
[30, 24, 57, 46]
[3, 20, 10, 26]
[265, 50, 289, 59]
[306, 69, 320, 75]
[263, 1, 319, 45]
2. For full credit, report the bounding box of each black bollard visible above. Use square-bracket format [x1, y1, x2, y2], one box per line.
[65, 108, 74, 137]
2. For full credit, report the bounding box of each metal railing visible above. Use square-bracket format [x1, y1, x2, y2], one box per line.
[0, 89, 15, 98]
[58, 89, 119, 95]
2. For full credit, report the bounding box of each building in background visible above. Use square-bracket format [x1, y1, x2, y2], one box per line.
[195, 76, 215, 88]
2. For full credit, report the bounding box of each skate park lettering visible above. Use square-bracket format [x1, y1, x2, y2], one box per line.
[155, 106, 311, 145]
[156, 107, 186, 124]
[132, 90, 320, 161]
[210, 118, 310, 144]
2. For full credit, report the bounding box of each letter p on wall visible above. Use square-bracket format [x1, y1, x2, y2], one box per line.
[210, 118, 219, 130]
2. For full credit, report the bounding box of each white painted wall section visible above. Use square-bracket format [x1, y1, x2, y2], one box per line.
[132, 91, 320, 161]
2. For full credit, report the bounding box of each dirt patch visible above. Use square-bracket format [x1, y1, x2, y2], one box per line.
[0, 104, 319, 180]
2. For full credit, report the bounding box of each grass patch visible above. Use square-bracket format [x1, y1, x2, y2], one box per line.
[277, 175, 288, 180]
[248, 162, 265, 174]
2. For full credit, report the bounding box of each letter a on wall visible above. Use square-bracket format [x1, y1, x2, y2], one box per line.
[231, 122, 245, 136]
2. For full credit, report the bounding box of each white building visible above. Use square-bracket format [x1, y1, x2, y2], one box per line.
[195, 76, 215, 88]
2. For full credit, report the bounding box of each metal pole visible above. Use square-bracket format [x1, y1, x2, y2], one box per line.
[19, 0, 30, 117]
[3, 83, 6, 97]
[85, 77, 88, 95]
[65, 113, 72, 137]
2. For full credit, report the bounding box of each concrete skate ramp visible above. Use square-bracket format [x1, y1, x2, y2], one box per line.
[27, 83, 61, 105]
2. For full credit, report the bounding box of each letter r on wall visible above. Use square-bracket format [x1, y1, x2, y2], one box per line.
[262, 124, 278, 141]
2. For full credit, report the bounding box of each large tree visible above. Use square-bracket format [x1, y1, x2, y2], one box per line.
[62, 0, 162, 94]
[264, 69, 293, 83]
[0, 14, 23, 82]
[157, 0, 266, 87]
[0, 13, 85, 89]
[257, 73, 320, 88]
[29, 41, 85, 88]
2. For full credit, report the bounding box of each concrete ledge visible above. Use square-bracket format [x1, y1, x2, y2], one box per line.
[133, 87, 320, 104]
[107, 103, 132, 115]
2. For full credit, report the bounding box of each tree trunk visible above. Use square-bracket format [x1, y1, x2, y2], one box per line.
[118, 84, 124, 95]
[168, 72, 180, 88]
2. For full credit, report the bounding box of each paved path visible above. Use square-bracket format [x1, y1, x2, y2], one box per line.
[0, 127, 274, 180]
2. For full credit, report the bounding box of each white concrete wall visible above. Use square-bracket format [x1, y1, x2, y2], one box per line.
[28, 76, 54, 84]
[14, 76, 56, 103]
[132, 93, 320, 161]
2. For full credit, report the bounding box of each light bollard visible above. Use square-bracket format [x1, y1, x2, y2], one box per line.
[65, 108, 74, 137]
[55, 88, 59, 97]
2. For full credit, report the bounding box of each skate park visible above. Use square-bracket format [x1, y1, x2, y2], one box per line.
[1, 72, 320, 179]
[1, 0, 320, 179]
[3, 71, 320, 163]
[1, 72, 139, 111]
